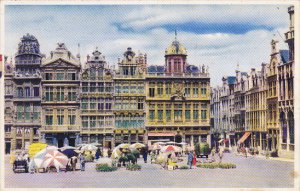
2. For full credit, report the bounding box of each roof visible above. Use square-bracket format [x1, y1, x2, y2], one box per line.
[165, 39, 187, 56]
[280, 50, 289, 63]
[147, 65, 165, 73]
[42, 43, 80, 66]
[227, 76, 236, 85]
[186, 65, 199, 73]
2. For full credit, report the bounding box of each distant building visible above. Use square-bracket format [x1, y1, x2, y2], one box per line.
[113, 48, 147, 145]
[145, 34, 211, 146]
[40, 43, 81, 147]
[80, 48, 114, 148]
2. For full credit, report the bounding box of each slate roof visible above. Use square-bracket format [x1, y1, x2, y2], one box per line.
[227, 76, 236, 85]
[280, 50, 289, 63]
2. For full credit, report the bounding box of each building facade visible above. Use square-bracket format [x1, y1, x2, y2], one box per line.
[145, 36, 211, 146]
[80, 48, 115, 148]
[113, 48, 147, 145]
[8, 34, 43, 151]
[278, 6, 294, 158]
[40, 43, 81, 147]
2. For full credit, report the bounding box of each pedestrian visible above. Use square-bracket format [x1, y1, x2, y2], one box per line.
[79, 154, 86, 171]
[143, 147, 148, 163]
[187, 151, 193, 169]
[211, 147, 216, 162]
[218, 146, 224, 163]
[192, 151, 197, 169]
[70, 156, 77, 171]
[245, 146, 248, 158]
[95, 148, 101, 160]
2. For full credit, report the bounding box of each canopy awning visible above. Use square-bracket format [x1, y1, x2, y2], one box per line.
[237, 132, 251, 144]
[148, 132, 176, 137]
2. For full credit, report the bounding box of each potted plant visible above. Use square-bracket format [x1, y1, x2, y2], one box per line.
[96, 163, 117, 172]
[126, 163, 141, 171]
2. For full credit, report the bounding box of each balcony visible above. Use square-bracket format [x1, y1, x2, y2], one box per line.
[81, 127, 114, 134]
[114, 75, 144, 79]
[81, 110, 114, 115]
[15, 119, 41, 126]
[13, 72, 41, 79]
[13, 96, 41, 102]
[146, 72, 209, 78]
[285, 30, 294, 41]
[41, 125, 80, 132]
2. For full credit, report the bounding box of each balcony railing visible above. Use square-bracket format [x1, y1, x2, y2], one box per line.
[146, 73, 209, 78]
[13, 96, 41, 101]
[13, 72, 41, 79]
[41, 125, 80, 131]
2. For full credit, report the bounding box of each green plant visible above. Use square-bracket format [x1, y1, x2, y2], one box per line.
[126, 163, 141, 171]
[131, 150, 140, 159]
[126, 153, 136, 164]
[195, 142, 211, 156]
[95, 163, 117, 172]
[197, 162, 236, 169]
[179, 165, 189, 170]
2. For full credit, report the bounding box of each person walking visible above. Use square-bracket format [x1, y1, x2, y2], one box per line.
[79, 154, 86, 171]
[187, 151, 193, 169]
[192, 151, 197, 169]
[218, 147, 224, 163]
[70, 156, 77, 171]
[95, 148, 101, 160]
[143, 147, 148, 163]
[211, 147, 216, 162]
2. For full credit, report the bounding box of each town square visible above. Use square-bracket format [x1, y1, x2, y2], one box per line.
[1, 2, 297, 190]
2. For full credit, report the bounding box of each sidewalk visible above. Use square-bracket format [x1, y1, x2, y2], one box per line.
[234, 152, 294, 163]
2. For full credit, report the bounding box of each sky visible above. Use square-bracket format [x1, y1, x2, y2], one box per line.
[4, 4, 291, 86]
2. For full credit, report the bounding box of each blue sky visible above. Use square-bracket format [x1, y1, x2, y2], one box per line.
[5, 4, 291, 86]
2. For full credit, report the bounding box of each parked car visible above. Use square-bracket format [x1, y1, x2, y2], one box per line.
[195, 142, 211, 158]
[13, 160, 28, 173]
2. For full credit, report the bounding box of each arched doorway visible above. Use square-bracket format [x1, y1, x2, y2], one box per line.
[288, 111, 294, 144]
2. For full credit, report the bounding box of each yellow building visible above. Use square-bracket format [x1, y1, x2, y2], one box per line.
[145, 35, 210, 146]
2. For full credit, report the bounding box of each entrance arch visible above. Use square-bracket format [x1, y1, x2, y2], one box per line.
[280, 111, 287, 143]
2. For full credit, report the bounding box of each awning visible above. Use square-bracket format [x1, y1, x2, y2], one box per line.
[148, 132, 176, 137]
[237, 132, 251, 144]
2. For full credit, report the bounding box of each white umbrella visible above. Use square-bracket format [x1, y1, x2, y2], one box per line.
[161, 145, 182, 153]
[154, 142, 166, 145]
[129, 143, 146, 150]
[59, 146, 77, 151]
[42, 150, 69, 170]
[176, 142, 187, 145]
[166, 141, 176, 145]
[80, 144, 98, 151]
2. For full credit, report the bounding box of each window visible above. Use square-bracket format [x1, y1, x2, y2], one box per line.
[105, 99, 112, 110]
[165, 82, 171, 95]
[34, 87, 39, 97]
[98, 116, 105, 127]
[185, 83, 191, 97]
[24, 103, 30, 121]
[45, 87, 53, 101]
[17, 87, 23, 98]
[82, 116, 88, 128]
[201, 110, 207, 120]
[57, 87, 64, 101]
[157, 82, 163, 96]
[193, 104, 199, 121]
[98, 83, 104, 92]
[123, 67, 129, 75]
[33, 104, 40, 121]
[25, 87, 30, 97]
[138, 98, 144, 109]
[68, 109, 76, 125]
[149, 110, 155, 121]
[98, 98, 104, 110]
[90, 116, 96, 128]
[81, 98, 88, 110]
[166, 110, 171, 121]
[201, 86, 207, 96]
[68, 87, 77, 101]
[90, 98, 96, 110]
[45, 73, 53, 80]
[158, 110, 163, 121]
[17, 103, 23, 121]
[57, 109, 64, 125]
[90, 83, 96, 92]
[106, 83, 112, 93]
[174, 104, 182, 121]
[90, 70, 96, 80]
[56, 73, 64, 80]
[82, 82, 89, 92]
[193, 83, 199, 97]
[185, 104, 191, 121]
[68, 73, 76, 80]
[138, 85, 144, 94]
[45, 109, 53, 125]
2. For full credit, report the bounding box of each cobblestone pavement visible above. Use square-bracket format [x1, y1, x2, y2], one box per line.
[4, 153, 294, 188]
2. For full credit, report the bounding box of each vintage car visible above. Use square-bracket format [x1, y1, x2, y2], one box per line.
[13, 160, 29, 173]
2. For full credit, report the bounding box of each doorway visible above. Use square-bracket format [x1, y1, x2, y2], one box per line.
[58, 139, 64, 148]
[69, 138, 75, 146]
[5, 142, 11, 154]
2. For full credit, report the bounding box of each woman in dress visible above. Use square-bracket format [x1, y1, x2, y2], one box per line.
[192, 151, 197, 169]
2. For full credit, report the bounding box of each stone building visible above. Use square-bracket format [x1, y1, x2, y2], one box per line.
[210, 86, 221, 147]
[145, 35, 210, 146]
[278, 5, 294, 158]
[80, 48, 114, 148]
[113, 47, 147, 145]
[4, 56, 14, 153]
[7, 34, 43, 151]
[40, 43, 81, 147]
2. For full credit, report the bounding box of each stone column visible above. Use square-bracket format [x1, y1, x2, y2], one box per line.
[29, 128, 34, 144]
[11, 127, 17, 150]
[21, 127, 25, 150]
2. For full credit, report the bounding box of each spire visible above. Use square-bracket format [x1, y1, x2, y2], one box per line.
[175, 29, 177, 41]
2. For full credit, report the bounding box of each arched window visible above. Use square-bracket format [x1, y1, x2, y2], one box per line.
[280, 112, 287, 143]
